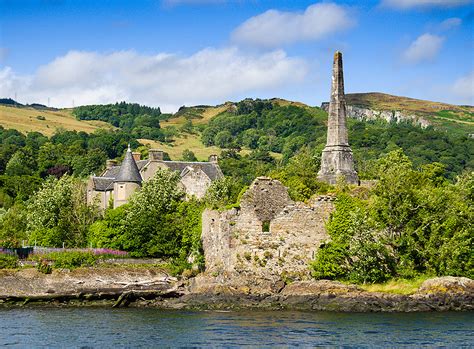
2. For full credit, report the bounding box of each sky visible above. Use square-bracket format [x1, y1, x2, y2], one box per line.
[0, 0, 473, 112]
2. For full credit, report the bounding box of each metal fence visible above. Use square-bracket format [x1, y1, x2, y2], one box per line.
[0, 247, 128, 259]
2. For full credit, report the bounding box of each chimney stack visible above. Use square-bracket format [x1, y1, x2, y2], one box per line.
[132, 152, 141, 162]
[149, 149, 164, 162]
[208, 154, 218, 163]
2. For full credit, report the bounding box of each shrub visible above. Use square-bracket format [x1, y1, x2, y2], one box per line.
[33, 252, 99, 269]
[311, 242, 348, 280]
[0, 253, 18, 269]
[36, 259, 52, 274]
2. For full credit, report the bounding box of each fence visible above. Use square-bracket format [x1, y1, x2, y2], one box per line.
[0, 247, 128, 260]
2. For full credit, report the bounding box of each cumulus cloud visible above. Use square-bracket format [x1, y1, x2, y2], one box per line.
[439, 17, 462, 30]
[0, 48, 307, 112]
[451, 71, 474, 104]
[231, 3, 354, 48]
[402, 33, 444, 64]
[381, 0, 472, 9]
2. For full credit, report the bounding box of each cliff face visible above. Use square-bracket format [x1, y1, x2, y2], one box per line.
[321, 102, 431, 128]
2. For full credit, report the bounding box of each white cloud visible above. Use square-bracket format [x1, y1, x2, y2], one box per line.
[402, 33, 444, 64]
[381, 0, 472, 9]
[439, 17, 462, 30]
[231, 3, 354, 48]
[451, 71, 474, 104]
[0, 48, 308, 112]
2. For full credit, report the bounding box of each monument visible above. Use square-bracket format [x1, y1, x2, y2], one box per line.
[318, 51, 359, 185]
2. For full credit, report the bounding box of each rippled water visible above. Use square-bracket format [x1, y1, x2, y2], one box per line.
[0, 308, 472, 348]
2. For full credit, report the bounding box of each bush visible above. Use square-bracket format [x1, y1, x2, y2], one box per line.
[311, 242, 348, 280]
[36, 259, 52, 274]
[0, 253, 18, 269]
[33, 252, 99, 269]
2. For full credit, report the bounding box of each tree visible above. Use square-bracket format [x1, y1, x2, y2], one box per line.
[214, 130, 233, 148]
[119, 169, 185, 257]
[181, 149, 198, 162]
[26, 175, 99, 247]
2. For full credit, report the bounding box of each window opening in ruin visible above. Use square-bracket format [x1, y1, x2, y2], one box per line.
[262, 221, 270, 232]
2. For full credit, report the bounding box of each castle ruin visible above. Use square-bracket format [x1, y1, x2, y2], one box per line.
[201, 177, 334, 283]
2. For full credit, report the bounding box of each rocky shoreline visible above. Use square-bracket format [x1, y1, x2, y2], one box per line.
[0, 268, 472, 312]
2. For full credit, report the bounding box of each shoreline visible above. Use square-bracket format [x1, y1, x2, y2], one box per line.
[0, 268, 472, 312]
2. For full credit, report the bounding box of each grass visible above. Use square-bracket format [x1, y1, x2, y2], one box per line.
[161, 104, 230, 127]
[138, 134, 222, 161]
[359, 275, 432, 295]
[0, 105, 114, 136]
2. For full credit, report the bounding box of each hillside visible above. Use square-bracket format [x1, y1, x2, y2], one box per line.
[0, 104, 113, 136]
[343, 93, 474, 135]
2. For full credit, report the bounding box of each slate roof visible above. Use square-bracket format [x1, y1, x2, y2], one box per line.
[92, 177, 115, 191]
[92, 157, 222, 192]
[162, 161, 223, 181]
[114, 148, 143, 183]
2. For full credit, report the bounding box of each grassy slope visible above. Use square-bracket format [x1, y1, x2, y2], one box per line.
[2, 93, 471, 160]
[0, 105, 113, 136]
[346, 92, 474, 135]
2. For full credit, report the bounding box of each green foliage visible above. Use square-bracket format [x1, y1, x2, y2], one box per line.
[0, 253, 18, 269]
[73, 102, 164, 141]
[181, 149, 198, 162]
[26, 175, 100, 247]
[33, 251, 99, 269]
[119, 169, 184, 257]
[36, 259, 52, 274]
[87, 206, 126, 249]
[205, 177, 243, 209]
[0, 203, 28, 247]
[270, 147, 330, 201]
[311, 242, 348, 280]
[202, 101, 327, 159]
[312, 150, 473, 283]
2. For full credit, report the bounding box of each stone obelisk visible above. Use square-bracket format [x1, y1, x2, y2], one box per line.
[317, 51, 359, 185]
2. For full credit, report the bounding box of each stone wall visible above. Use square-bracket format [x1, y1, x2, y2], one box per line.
[180, 168, 212, 199]
[201, 177, 334, 283]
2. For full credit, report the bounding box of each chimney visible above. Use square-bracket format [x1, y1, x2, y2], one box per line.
[149, 149, 164, 162]
[208, 154, 218, 163]
[106, 159, 118, 170]
[132, 152, 141, 162]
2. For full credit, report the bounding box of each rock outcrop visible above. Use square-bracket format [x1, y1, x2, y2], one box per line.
[320, 103, 431, 128]
[0, 268, 472, 312]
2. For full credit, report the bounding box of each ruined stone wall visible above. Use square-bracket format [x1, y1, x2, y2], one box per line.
[201, 178, 334, 283]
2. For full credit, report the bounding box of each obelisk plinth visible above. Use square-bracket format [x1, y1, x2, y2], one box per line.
[317, 51, 359, 185]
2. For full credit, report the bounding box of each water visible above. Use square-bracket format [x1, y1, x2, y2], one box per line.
[0, 308, 472, 348]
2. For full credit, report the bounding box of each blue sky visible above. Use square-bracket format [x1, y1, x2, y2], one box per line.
[0, 0, 473, 111]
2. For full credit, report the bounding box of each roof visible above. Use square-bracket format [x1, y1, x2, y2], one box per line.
[92, 177, 115, 191]
[162, 161, 223, 181]
[92, 157, 223, 192]
[114, 147, 143, 183]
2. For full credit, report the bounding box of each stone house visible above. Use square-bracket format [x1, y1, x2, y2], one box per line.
[87, 147, 223, 209]
[201, 177, 334, 283]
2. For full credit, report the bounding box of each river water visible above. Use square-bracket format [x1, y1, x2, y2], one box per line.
[0, 308, 472, 348]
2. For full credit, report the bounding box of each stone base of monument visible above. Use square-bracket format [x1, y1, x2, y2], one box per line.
[318, 146, 359, 185]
